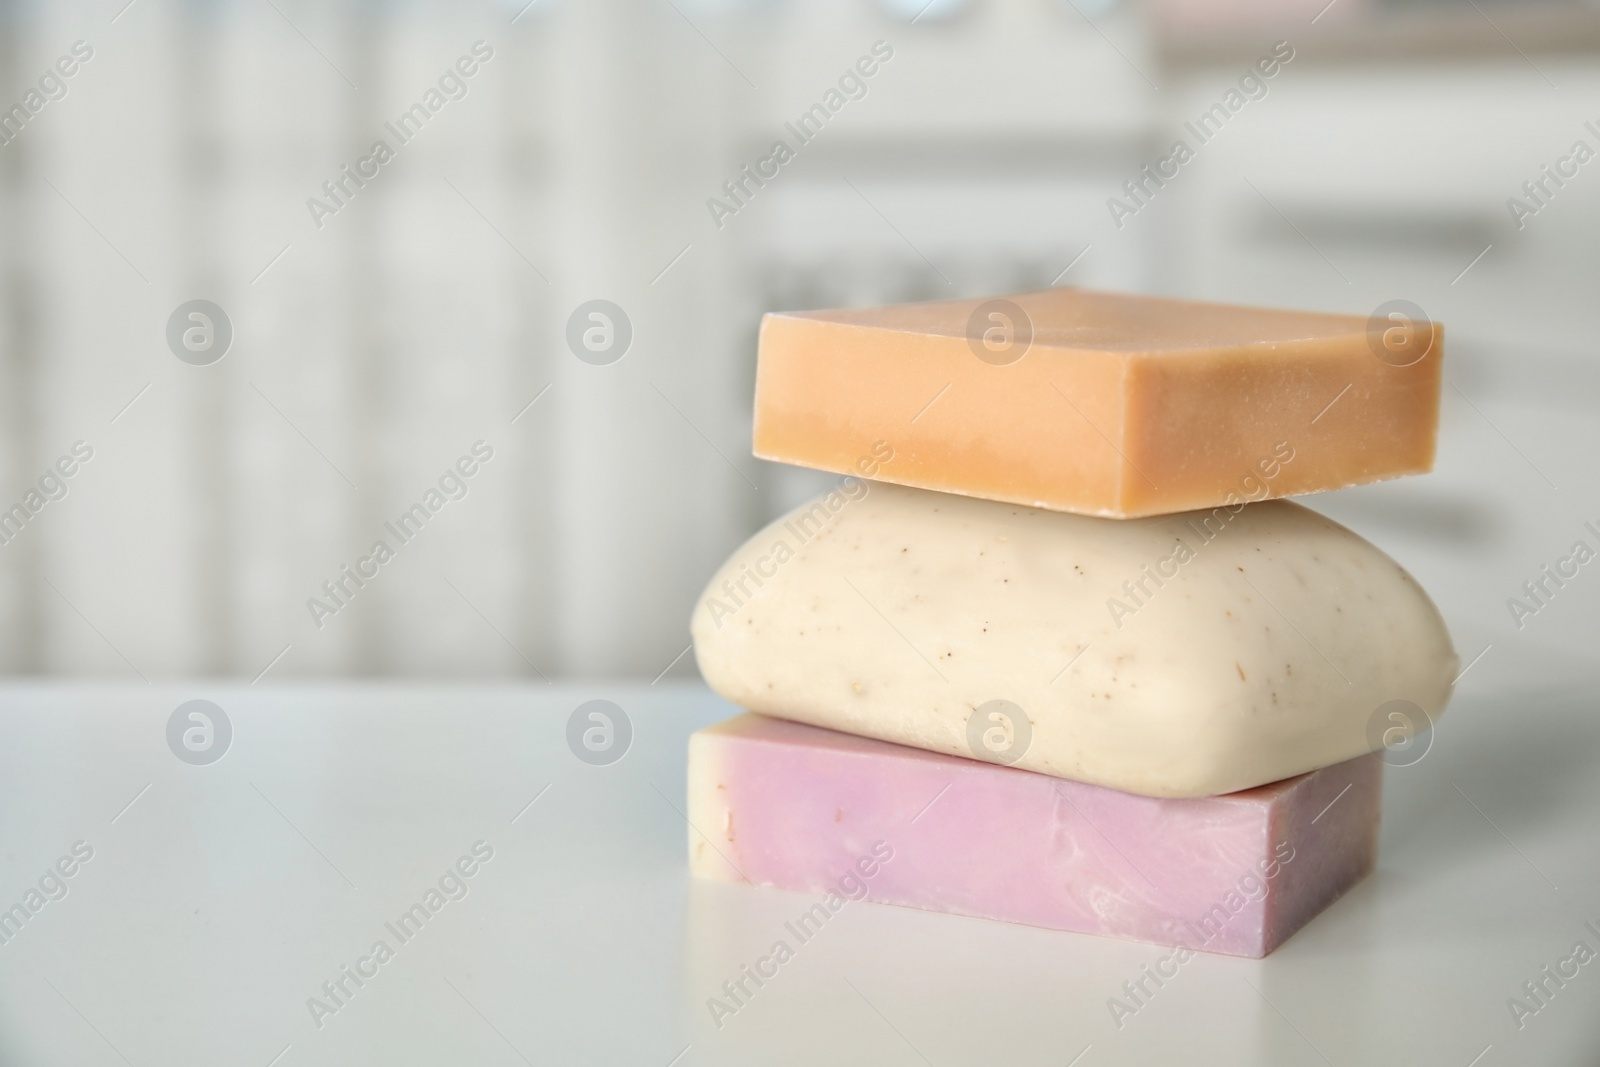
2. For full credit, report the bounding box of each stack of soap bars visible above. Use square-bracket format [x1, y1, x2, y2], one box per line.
[688, 287, 1456, 958]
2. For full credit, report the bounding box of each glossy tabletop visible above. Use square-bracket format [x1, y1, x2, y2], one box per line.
[0, 669, 1595, 1066]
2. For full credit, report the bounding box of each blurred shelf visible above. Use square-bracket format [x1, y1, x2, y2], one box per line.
[1158, 6, 1600, 68]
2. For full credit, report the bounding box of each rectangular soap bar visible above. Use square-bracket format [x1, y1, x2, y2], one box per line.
[688, 713, 1382, 958]
[753, 287, 1442, 518]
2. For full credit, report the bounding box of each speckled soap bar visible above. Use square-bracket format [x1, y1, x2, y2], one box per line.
[693, 483, 1455, 798]
[688, 713, 1382, 958]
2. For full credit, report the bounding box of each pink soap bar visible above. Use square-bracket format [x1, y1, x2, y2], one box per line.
[687, 714, 1381, 958]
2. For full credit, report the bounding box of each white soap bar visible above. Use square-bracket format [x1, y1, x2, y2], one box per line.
[692, 484, 1456, 798]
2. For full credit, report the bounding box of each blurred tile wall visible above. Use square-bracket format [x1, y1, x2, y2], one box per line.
[0, 0, 1596, 682]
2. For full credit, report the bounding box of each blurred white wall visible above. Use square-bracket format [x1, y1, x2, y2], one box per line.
[0, 0, 1596, 682]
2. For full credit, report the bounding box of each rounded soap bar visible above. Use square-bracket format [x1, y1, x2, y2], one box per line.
[692, 482, 1456, 798]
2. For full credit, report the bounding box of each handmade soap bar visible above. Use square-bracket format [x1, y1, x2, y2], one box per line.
[693, 483, 1455, 798]
[753, 288, 1441, 518]
[688, 714, 1381, 958]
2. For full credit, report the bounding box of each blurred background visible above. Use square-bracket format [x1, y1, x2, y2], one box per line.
[0, 0, 1596, 684]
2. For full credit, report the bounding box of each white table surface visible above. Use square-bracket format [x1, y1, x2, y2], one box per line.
[0, 672, 1595, 1067]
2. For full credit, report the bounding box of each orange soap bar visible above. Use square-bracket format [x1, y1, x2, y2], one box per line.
[752, 288, 1442, 518]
